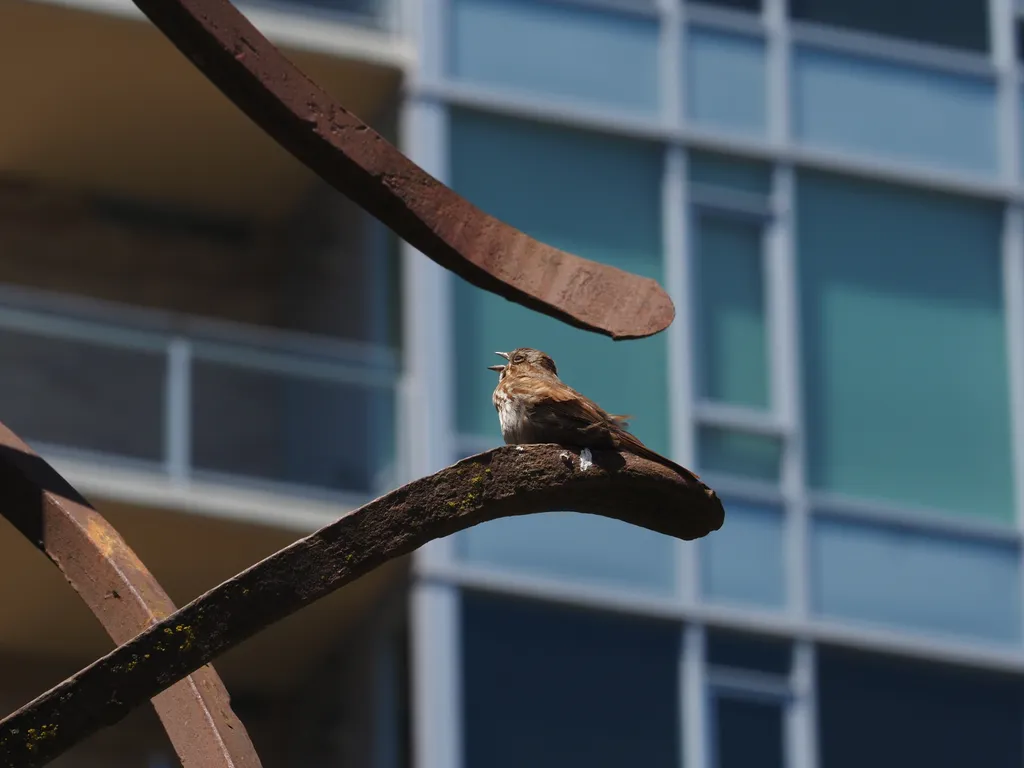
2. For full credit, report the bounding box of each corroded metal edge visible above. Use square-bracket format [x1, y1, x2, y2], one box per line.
[0, 423, 261, 768]
[127, 0, 675, 340]
[0, 442, 722, 767]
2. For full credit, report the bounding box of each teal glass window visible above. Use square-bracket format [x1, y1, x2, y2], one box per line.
[450, 109, 675, 593]
[697, 427, 783, 483]
[797, 171, 1013, 523]
[694, 214, 769, 408]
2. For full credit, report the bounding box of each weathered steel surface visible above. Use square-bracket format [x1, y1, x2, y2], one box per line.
[125, 0, 675, 341]
[0, 443, 723, 767]
[0, 424, 262, 768]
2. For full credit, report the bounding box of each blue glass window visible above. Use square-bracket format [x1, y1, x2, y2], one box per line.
[792, 47, 998, 176]
[812, 517, 1021, 643]
[450, 0, 660, 116]
[700, 500, 785, 608]
[449, 109, 675, 593]
[685, 26, 767, 136]
[797, 171, 1013, 523]
[456, 512, 677, 594]
[819, 649, 1024, 768]
[462, 592, 680, 768]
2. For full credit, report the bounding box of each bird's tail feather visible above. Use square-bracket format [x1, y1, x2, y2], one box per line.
[612, 428, 702, 483]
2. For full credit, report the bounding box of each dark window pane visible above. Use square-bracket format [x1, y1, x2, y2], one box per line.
[789, 0, 988, 52]
[714, 697, 784, 768]
[691, 0, 761, 12]
[192, 356, 395, 494]
[0, 328, 164, 461]
[707, 630, 791, 673]
[819, 648, 1024, 768]
[462, 592, 680, 768]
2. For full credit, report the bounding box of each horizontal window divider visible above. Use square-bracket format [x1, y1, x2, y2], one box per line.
[31, 439, 385, 510]
[790, 19, 997, 78]
[411, 76, 678, 140]
[707, 668, 794, 700]
[180, 315, 400, 369]
[32, 441, 167, 478]
[190, 467, 379, 506]
[0, 305, 168, 353]
[811, 495, 1022, 545]
[47, 448, 350, 531]
[685, 4, 768, 38]
[0, 282, 399, 368]
[190, 340, 399, 388]
[695, 401, 787, 434]
[413, 79, 1024, 203]
[691, 185, 775, 219]
[418, 560, 1024, 675]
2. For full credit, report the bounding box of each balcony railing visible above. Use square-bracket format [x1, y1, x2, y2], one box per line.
[0, 286, 400, 502]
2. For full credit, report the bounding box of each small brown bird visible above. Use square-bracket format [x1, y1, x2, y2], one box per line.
[489, 347, 700, 482]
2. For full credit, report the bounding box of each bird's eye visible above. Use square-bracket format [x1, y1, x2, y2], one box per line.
[512, 353, 525, 364]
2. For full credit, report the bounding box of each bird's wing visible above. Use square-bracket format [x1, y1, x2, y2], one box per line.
[525, 383, 621, 448]
[532, 385, 702, 482]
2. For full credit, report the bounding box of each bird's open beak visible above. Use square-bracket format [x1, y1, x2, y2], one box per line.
[487, 351, 509, 371]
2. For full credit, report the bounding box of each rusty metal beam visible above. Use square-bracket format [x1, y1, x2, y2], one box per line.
[0, 442, 722, 767]
[123, 0, 675, 341]
[0, 424, 262, 768]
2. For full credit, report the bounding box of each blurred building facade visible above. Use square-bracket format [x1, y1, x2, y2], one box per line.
[0, 0, 410, 765]
[5, 0, 1024, 767]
